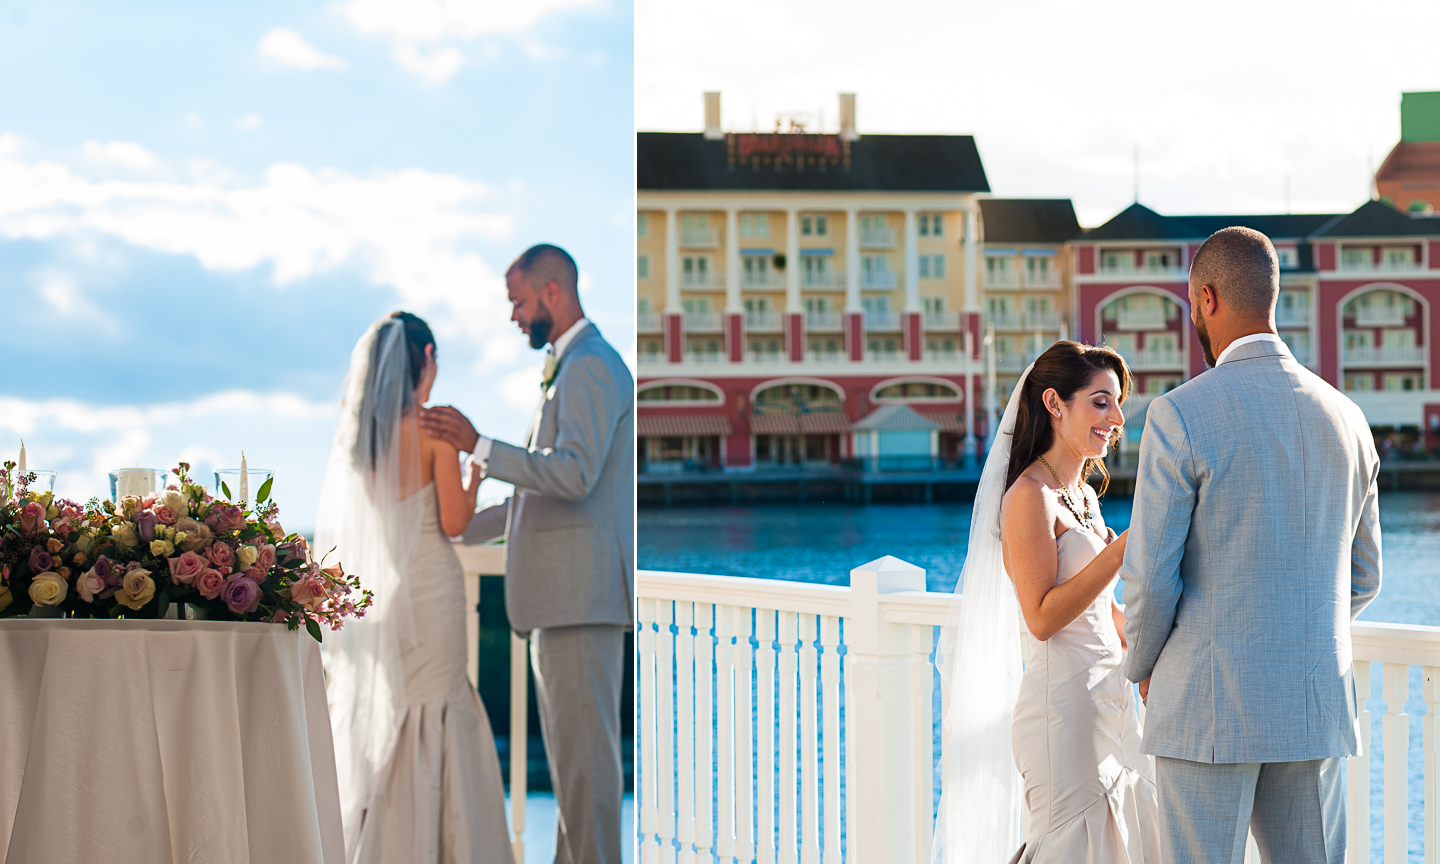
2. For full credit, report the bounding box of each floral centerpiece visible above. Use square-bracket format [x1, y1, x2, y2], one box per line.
[0, 462, 371, 641]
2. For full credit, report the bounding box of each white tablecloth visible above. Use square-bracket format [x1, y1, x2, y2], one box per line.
[0, 619, 345, 864]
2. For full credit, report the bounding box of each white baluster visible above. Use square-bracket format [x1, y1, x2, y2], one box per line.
[695, 603, 716, 861]
[1348, 661, 1372, 864]
[757, 609, 777, 864]
[779, 611, 800, 864]
[640, 599, 660, 864]
[676, 603, 696, 864]
[821, 615, 842, 864]
[799, 614, 820, 864]
[1384, 662, 1409, 864]
[716, 605, 736, 864]
[844, 618, 855, 864]
[1425, 666, 1440, 864]
[658, 601, 678, 864]
[911, 624, 934, 864]
[736, 608, 756, 864]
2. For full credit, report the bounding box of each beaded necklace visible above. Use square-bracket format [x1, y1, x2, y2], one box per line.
[1036, 454, 1096, 532]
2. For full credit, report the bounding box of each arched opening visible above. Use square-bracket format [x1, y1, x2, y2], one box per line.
[749, 379, 847, 468]
[1095, 287, 1189, 398]
[1337, 285, 1429, 394]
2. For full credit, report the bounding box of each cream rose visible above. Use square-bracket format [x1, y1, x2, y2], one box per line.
[115, 568, 156, 610]
[113, 522, 140, 548]
[161, 489, 187, 516]
[175, 517, 212, 552]
[28, 572, 68, 606]
[150, 539, 175, 558]
[234, 545, 258, 571]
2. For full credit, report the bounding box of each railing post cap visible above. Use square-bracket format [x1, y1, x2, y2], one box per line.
[849, 555, 926, 594]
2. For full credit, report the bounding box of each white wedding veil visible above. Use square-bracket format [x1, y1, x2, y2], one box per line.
[932, 362, 1034, 864]
[314, 317, 423, 856]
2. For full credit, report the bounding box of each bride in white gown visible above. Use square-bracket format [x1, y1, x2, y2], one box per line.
[316, 312, 510, 864]
[935, 341, 1159, 864]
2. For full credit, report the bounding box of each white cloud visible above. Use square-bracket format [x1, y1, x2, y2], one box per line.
[342, 0, 599, 82]
[184, 112, 204, 131]
[82, 140, 160, 172]
[0, 143, 516, 342]
[258, 27, 348, 71]
[236, 113, 264, 131]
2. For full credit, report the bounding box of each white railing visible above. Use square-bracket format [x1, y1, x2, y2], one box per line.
[1126, 349, 1186, 371]
[862, 271, 898, 290]
[1340, 260, 1420, 275]
[995, 352, 1027, 372]
[804, 270, 847, 289]
[1276, 307, 1310, 328]
[638, 311, 661, 333]
[989, 312, 1022, 330]
[745, 311, 783, 332]
[806, 310, 845, 331]
[1098, 264, 1187, 280]
[866, 310, 901, 331]
[682, 226, 719, 247]
[682, 271, 726, 290]
[744, 272, 788, 290]
[1025, 310, 1063, 329]
[923, 310, 960, 330]
[1355, 307, 1411, 328]
[685, 351, 726, 365]
[685, 311, 724, 332]
[1343, 345, 1426, 367]
[455, 544, 528, 864]
[638, 561, 1440, 864]
[1114, 309, 1167, 330]
[984, 268, 1021, 289]
[860, 228, 896, 248]
[747, 351, 788, 365]
[638, 352, 669, 367]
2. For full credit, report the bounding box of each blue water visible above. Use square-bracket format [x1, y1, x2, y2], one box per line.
[639, 493, 1440, 861]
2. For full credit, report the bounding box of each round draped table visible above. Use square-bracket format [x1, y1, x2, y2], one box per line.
[0, 619, 345, 864]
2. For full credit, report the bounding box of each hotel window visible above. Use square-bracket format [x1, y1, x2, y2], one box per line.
[740, 213, 770, 238]
[862, 296, 891, 315]
[862, 255, 892, 280]
[1341, 247, 1370, 269]
[1385, 374, 1422, 391]
[1101, 251, 1133, 271]
[681, 214, 709, 232]
[804, 297, 831, 314]
[1146, 376, 1182, 394]
[1345, 330, 1373, 351]
[918, 213, 944, 237]
[1104, 333, 1138, 358]
[742, 297, 771, 314]
[1275, 247, 1297, 268]
[681, 297, 712, 314]
[802, 255, 832, 284]
[925, 337, 958, 356]
[637, 213, 649, 237]
[1343, 374, 1375, 392]
[742, 256, 772, 283]
[637, 254, 650, 280]
[681, 255, 712, 283]
[1144, 251, 1176, 271]
[867, 337, 900, 355]
[801, 214, 829, 237]
[639, 340, 662, 360]
[1383, 247, 1415, 268]
[808, 337, 841, 356]
[1384, 329, 1417, 349]
[923, 297, 945, 314]
[919, 254, 946, 279]
[986, 256, 1013, 281]
[1025, 256, 1052, 284]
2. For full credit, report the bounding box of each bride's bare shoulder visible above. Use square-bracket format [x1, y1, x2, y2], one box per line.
[1000, 472, 1051, 529]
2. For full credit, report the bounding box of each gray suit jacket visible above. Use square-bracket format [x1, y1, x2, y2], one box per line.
[462, 323, 636, 633]
[1121, 339, 1382, 764]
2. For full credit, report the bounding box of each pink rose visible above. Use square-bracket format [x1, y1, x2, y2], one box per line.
[196, 568, 225, 600]
[289, 572, 326, 611]
[254, 544, 277, 571]
[141, 493, 158, 510]
[167, 550, 205, 586]
[153, 505, 178, 526]
[221, 575, 261, 615]
[245, 565, 268, 586]
[204, 504, 245, 533]
[18, 502, 44, 533]
[77, 567, 105, 603]
[204, 542, 235, 573]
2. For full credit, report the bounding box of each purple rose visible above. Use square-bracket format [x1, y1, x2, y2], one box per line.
[221, 575, 261, 615]
[136, 510, 158, 543]
[94, 555, 120, 588]
[278, 538, 308, 562]
[28, 546, 52, 574]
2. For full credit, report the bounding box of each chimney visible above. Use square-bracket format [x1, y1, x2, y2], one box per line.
[839, 92, 858, 141]
[703, 91, 723, 140]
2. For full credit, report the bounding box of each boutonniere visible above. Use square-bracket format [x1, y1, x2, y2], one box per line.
[540, 353, 560, 391]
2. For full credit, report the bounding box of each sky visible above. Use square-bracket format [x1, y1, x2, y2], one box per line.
[0, 0, 635, 532]
[637, 0, 1440, 226]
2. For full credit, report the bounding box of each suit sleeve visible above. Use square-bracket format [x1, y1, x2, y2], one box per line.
[1350, 444, 1382, 620]
[484, 353, 625, 502]
[461, 498, 510, 545]
[1121, 395, 1198, 682]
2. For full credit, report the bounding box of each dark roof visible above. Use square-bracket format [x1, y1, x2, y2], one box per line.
[1081, 203, 1198, 241]
[1082, 203, 1346, 243]
[978, 199, 1080, 244]
[1183, 213, 1341, 239]
[1310, 199, 1440, 237]
[637, 132, 990, 193]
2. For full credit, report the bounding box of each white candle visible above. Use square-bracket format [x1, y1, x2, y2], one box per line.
[17, 441, 25, 476]
[239, 452, 249, 503]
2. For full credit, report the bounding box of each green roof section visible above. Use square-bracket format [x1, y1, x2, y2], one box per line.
[1401, 91, 1440, 143]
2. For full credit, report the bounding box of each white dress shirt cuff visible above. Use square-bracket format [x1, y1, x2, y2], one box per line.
[468, 437, 493, 479]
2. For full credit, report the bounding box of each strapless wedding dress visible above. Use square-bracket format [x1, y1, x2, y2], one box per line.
[353, 482, 511, 864]
[1008, 526, 1160, 864]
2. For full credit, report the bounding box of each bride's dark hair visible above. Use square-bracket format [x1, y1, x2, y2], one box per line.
[1004, 341, 1131, 496]
[388, 311, 436, 392]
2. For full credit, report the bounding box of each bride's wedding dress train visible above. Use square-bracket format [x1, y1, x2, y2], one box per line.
[352, 482, 511, 864]
[1008, 526, 1160, 864]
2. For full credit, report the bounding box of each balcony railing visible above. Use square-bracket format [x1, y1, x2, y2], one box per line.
[746, 351, 787, 365]
[865, 349, 902, 362]
[683, 311, 723, 332]
[680, 226, 718, 247]
[994, 352, 1027, 372]
[683, 351, 725, 365]
[1125, 349, 1186, 371]
[861, 271, 897, 290]
[865, 310, 901, 331]
[923, 310, 960, 330]
[1342, 345, 1426, 367]
[1097, 263, 1187, 280]
[984, 269, 1021, 289]
[806, 349, 846, 364]
[1276, 307, 1310, 328]
[637, 561, 1440, 864]
[638, 311, 661, 333]
[743, 272, 787, 290]
[805, 310, 844, 331]
[745, 311, 783, 332]
[1026, 310, 1063, 329]
[803, 270, 846, 289]
[681, 270, 725, 290]
[1340, 259, 1420, 274]
[637, 352, 668, 367]
[925, 349, 961, 363]
[989, 312, 1023, 330]
[859, 227, 896, 248]
[1354, 308, 1410, 328]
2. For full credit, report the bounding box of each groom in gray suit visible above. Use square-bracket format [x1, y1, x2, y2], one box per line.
[421, 244, 635, 864]
[1122, 227, 1382, 863]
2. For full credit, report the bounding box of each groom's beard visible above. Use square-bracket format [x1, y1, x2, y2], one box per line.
[1194, 312, 1218, 367]
[528, 304, 554, 350]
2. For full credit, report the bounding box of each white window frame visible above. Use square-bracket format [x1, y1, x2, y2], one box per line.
[638, 254, 650, 280]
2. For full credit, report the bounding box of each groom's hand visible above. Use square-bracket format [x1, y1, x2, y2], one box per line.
[419, 406, 480, 454]
[1138, 677, 1150, 702]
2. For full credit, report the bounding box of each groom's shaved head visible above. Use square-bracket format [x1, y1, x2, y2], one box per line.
[508, 243, 579, 298]
[1189, 227, 1279, 319]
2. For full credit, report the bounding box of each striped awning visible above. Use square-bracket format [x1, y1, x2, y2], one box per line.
[750, 412, 851, 435]
[916, 411, 967, 433]
[637, 415, 733, 437]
